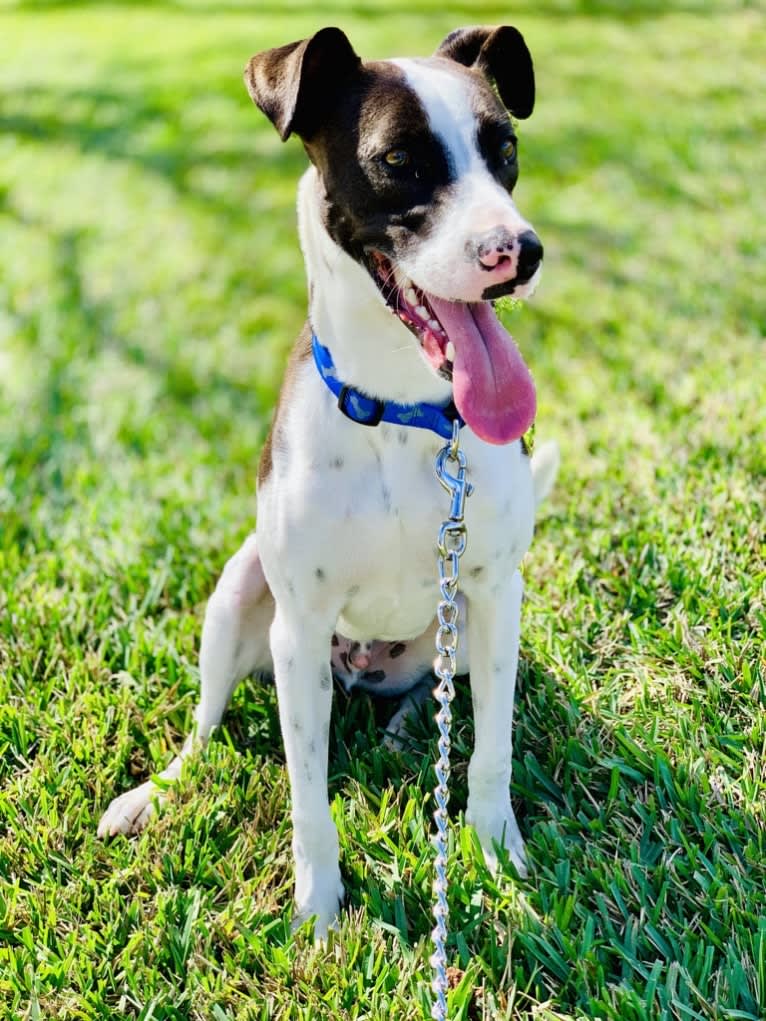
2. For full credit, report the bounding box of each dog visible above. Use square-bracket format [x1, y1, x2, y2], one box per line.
[98, 24, 559, 938]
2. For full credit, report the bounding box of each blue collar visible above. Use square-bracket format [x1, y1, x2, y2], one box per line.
[312, 334, 465, 441]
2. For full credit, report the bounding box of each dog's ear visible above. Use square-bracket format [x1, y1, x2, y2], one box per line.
[435, 26, 534, 119]
[244, 27, 362, 141]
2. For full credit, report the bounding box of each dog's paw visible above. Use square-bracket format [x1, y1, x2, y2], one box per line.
[292, 870, 345, 943]
[97, 780, 164, 838]
[382, 680, 432, 753]
[467, 803, 528, 878]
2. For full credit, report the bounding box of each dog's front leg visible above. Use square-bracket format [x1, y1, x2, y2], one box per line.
[465, 568, 527, 876]
[270, 602, 343, 938]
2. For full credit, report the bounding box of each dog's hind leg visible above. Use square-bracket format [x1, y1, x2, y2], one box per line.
[98, 533, 274, 837]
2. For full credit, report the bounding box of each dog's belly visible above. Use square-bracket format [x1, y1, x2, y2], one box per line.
[337, 585, 435, 643]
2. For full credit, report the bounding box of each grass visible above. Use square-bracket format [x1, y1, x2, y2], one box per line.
[0, 0, 764, 1018]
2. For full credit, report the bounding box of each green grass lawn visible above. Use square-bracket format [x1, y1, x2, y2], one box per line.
[1, 1, 764, 1018]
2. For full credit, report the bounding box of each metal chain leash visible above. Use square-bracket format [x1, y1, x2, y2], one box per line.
[430, 420, 473, 1021]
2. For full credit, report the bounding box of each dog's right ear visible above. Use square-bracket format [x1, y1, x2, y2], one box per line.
[245, 27, 362, 141]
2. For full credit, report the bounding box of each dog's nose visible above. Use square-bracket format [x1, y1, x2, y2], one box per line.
[474, 227, 515, 270]
[471, 227, 544, 280]
[516, 229, 544, 281]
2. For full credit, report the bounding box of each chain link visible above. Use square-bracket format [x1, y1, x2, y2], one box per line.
[430, 421, 473, 1021]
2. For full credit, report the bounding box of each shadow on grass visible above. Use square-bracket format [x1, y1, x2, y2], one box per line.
[0, 214, 270, 531]
[0, 80, 307, 222]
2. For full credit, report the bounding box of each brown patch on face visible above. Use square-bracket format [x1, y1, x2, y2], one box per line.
[473, 102, 520, 194]
[423, 57, 520, 194]
[258, 323, 313, 487]
[303, 62, 452, 266]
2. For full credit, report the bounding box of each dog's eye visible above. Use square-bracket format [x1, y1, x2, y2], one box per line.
[384, 149, 410, 168]
[499, 138, 517, 163]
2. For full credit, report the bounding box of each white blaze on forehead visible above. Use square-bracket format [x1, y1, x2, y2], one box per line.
[392, 58, 481, 175]
[388, 58, 534, 302]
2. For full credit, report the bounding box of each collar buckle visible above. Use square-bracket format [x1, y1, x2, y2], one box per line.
[337, 385, 385, 427]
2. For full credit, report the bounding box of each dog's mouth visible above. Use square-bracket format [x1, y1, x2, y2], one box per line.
[368, 251, 536, 445]
[369, 251, 455, 381]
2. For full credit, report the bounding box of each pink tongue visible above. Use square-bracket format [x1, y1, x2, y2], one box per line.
[428, 297, 536, 444]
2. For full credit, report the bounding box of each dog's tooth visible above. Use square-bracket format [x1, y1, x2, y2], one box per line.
[405, 288, 417, 304]
[428, 319, 441, 332]
[445, 341, 456, 362]
[415, 305, 428, 318]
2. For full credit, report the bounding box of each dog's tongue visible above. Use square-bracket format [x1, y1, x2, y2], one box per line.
[428, 297, 536, 445]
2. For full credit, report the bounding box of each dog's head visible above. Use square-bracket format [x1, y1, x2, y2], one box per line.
[246, 27, 542, 444]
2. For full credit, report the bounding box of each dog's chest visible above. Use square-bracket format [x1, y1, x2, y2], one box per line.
[324, 426, 446, 639]
[260, 369, 535, 645]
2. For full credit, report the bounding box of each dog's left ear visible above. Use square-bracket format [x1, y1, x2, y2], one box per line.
[435, 26, 534, 119]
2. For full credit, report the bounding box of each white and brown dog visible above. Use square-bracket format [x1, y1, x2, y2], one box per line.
[99, 25, 559, 937]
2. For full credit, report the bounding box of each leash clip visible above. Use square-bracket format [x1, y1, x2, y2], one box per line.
[435, 446, 474, 525]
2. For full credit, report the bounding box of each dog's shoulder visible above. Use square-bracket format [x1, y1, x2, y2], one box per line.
[258, 323, 313, 486]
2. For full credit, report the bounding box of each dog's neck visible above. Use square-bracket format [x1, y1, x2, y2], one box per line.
[297, 168, 453, 407]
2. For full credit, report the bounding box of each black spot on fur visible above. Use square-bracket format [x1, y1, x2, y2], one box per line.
[331, 634, 339, 647]
[361, 669, 386, 684]
[315, 567, 326, 581]
[397, 431, 408, 446]
[331, 456, 344, 469]
[470, 566, 484, 578]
